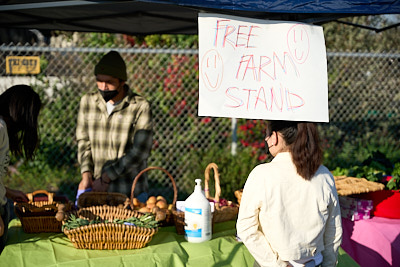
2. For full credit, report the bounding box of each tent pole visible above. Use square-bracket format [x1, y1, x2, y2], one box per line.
[231, 118, 237, 156]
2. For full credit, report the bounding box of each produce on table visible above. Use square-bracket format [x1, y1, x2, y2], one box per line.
[209, 198, 237, 209]
[132, 195, 173, 222]
[62, 213, 158, 231]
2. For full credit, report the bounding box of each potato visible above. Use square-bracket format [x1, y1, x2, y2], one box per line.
[156, 199, 168, 209]
[132, 198, 141, 207]
[139, 206, 150, 213]
[156, 195, 167, 203]
[155, 210, 167, 221]
[55, 211, 65, 221]
[152, 206, 160, 214]
[57, 203, 66, 211]
[146, 202, 155, 210]
[146, 196, 157, 204]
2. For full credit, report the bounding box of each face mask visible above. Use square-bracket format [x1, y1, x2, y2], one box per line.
[98, 89, 119, 102]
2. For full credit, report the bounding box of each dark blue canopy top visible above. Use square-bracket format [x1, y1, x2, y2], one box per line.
[152, 0, 400, 14]
[0, 0, 399, 35]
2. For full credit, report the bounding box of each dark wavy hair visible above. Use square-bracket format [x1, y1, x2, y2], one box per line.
[0, 85, 42, 160]
[266, 120, 323, 180]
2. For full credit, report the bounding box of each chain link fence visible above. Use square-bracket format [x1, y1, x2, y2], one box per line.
[0, 43, 399, 201]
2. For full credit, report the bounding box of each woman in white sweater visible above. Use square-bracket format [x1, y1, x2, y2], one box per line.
[0, 85, 42, 254]
[237, 121, 342, 267]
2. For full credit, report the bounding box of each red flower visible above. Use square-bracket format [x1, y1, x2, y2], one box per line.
[239, 125, 248, 131]
[258, 154, 268, 161]
[201, 117, 211, 124]
[240, 140, 249, 147]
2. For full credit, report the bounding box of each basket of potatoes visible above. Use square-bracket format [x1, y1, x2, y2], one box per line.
[130, 166, 177, 226]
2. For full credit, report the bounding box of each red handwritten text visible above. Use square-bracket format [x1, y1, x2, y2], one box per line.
[214, 19, 260, 49]
[236, 52, 299, 82]
[225, 85, 305, 112]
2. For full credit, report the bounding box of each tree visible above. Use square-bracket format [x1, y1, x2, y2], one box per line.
[323, 15, 400, 52]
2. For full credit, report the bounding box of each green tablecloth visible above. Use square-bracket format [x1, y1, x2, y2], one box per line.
[1, 219, 359, 267]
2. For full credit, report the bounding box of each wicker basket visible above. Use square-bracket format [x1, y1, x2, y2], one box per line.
[234, 189, 243, 205]
[14, 190, 72, 233]
[130, 166, 178, 226]
[334, 175, 385, 196]
[63, 205, 158, 250]
[204, 163, 239, 223]
[77, 191, 129, 208]
[172, 209, 186, 235]
[173, 163, 236, 234]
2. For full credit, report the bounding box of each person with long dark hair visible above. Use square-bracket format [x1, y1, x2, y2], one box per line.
[0, 85, 42, 254]
[237, 120, 342, 267]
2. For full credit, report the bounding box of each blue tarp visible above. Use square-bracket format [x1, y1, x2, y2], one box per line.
[0, 0, 399, 35]
[150, 0, 400, 14]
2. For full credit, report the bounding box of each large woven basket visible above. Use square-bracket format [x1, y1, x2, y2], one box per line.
[14, 190, 72, 233]
[334, 175, 385, 196]
[130, 166, 178, 226]
[204, 163, 239, 223]
[63, 205, 158, 250]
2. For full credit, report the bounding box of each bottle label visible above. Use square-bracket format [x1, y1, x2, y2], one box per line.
[185, 207, 202, 215]
[185, 207, 205, 238]
[186, 228, 202, 237]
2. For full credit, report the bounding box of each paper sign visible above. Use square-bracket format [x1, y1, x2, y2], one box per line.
[6, 56, 40, 74]
[198, 13, 329, 122]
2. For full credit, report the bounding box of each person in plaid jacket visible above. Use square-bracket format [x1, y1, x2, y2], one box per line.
[76, 51, 153, 203]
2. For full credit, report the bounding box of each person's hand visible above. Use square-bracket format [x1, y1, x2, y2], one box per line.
[0, 216, 4, 237]
[5, 188, 28, 202]
[92, 172, 111, 192]
[78, 172, 93, 190]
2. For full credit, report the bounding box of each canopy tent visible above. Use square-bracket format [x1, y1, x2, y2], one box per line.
[0, 0, 400, 36]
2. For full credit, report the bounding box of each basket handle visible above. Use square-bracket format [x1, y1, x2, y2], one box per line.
[26, 190, 54, 203]
[130, 166, 178, 209]
[204, 163, 221, 209]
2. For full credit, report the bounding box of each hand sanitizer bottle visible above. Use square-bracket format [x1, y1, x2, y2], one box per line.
[184, 179, 212, 243]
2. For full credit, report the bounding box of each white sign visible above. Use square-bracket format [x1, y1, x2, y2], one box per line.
[198, 13, 329, 122]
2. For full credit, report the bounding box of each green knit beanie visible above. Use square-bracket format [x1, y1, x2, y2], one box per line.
[94, 51, 127, 81]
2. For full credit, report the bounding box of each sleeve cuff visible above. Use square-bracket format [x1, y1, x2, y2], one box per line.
[80, 164, 93, 174]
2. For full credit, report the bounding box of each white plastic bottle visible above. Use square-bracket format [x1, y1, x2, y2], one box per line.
[184, 179, 212, 243]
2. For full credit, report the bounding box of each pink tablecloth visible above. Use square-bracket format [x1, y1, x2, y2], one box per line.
[341, 216, 400, 267]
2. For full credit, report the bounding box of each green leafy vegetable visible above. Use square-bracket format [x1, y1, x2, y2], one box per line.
[62, 213, 158, 231]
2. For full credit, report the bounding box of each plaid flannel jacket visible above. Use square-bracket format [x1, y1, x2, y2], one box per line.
[76, 86, 153, 196]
